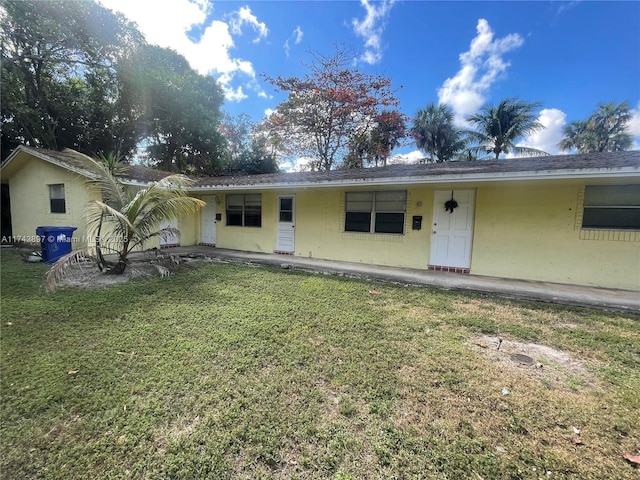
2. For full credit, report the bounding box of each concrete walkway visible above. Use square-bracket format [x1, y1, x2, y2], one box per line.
[160, 246, 639, 314]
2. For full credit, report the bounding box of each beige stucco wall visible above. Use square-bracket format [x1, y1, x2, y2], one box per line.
[3, 155, 96, 247]
[191, 188, 434, 267]
[177, 210, 198, 247]
[292, 187, 433, 267]
[204, 191, 277, 253]
[185, 181, 639, 291]
[471, 181, 640, 290]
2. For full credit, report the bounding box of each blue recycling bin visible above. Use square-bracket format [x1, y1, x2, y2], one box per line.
[36, 226, 78, 263]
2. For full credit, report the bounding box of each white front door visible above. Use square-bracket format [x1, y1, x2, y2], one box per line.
[275, 195, 295, 253]
[429, 190, 475, 269]
[159, 218, 179, 247]
[200, 195, 217, 245]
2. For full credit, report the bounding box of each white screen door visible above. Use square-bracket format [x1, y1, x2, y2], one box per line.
[276, 195, 295, 253]
[159, 218, 179, 247]
[200, 195, 217, 245]
[429, 190, 475, 268]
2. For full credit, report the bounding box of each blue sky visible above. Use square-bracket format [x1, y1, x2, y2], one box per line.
[100, 0, 640, 167]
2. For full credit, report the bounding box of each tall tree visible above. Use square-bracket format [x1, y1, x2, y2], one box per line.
[230, 136, 280, 175]
[410, 103, 467, 163]
[345, 110, 407, 168]
[559, 101, 633, 153]
[368, 110, 407, 167]
[466, 98, 548, 159]
[263, 47, 402, 171]
[117, 45, 227, 175]
[219, 114, 279, 175]
[219, 113, 253, 166]
[1, 0, 227, 172]
[0, 0, 142, 159]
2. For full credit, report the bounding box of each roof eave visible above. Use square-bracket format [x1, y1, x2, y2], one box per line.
[1, 145, 97, 179]
[187, 167, 640, 191]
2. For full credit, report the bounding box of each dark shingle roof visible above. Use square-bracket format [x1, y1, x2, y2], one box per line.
[192, 150, 640, 188]
[5, 146, 640, 189]
[12, 146, 174, 183]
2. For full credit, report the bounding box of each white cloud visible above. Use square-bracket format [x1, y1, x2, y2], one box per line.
[284, 26, 304, 57]
[438, 19, 524, 125]
[352, 0, 395, 65]
[517, 108, 567, 155]
[222, 85, 248, 102]
[628, 102, 640, 150]
[100, 0, 266, 102]
[627, 101, 640, 137]
[229, 6, 268, 43]
[555, 1, 581, 19]
[279, 156, 315, 172]
[264, 108, 275, 118]
[388, 150, 423, 165]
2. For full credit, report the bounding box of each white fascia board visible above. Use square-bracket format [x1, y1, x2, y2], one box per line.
[187, 167, 640, 192]
[119, 179, 153, 187]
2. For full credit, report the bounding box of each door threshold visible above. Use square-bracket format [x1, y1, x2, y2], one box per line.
[428, 265, 470, 274]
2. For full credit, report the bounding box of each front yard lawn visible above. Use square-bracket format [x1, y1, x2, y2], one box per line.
[1, 250, 639, 479]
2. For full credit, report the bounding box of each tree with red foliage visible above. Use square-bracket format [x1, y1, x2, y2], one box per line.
[263, 47, 403, 171]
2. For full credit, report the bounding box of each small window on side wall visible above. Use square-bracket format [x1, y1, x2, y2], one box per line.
[582, 185, 640, 230]
[49, 184, 66, 214]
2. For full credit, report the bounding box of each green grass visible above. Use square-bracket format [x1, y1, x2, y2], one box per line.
[1, 250, 639, 479]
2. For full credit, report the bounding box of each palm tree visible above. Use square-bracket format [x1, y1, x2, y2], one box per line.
[559, 101, 632, 153]
[46, 150, 205, 290]
[466, 98, 548, 159]
[410, 103, 467, 163]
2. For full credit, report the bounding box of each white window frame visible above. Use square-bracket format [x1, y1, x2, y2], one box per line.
[226, 193, 262, 227]
[48, 184, 66, 214]
[582, 185, 640, 231]
[345, 190, 406, 234]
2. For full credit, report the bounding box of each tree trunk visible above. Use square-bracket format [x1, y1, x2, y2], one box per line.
[95, 213, 106, 271]
[109, 241, 130, 274]
[110, 259, 128, 274]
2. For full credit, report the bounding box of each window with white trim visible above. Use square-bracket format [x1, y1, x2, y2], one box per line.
[345, 191, 406, 234]
[582, 185, 640, 230]
[48, 184, 66, 213]
[226, 194, 262, 227]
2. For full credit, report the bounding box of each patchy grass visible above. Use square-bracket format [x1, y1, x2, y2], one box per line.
[1, 249, 639, 479]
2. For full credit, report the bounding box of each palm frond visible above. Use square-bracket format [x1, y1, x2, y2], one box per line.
[66, 149, 128, 208]
[511, 145, 551, 157]
[134, 197, 205, 241]
[45, 248, 97, 292]
[85, 200, 136, 237]
[465, 98, 545, 159]
[128, 227, 180, 252]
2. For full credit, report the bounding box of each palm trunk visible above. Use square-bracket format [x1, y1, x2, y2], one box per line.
[95, 212, 106, 271]
[110, 238, 130, 275]
[111, 258, 128, 274]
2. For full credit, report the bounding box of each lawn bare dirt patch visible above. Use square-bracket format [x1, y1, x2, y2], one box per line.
[469, 334, 599, 391]
[55, 253, 214, 289]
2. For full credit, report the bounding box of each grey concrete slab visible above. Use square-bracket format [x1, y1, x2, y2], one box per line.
[157, 246, 640, 314]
